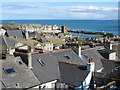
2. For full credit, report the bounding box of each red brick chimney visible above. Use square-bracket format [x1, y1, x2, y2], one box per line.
[89, 58, 93, 63]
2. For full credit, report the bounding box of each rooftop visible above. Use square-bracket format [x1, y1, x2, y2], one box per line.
[1, 56, 40, 88]
[59, 62, 90, 87]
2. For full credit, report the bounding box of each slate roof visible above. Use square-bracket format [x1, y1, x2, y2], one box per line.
[98, 49, 116, 54]
[82, 48, 104, 71]
[0, 36, 18, 50]
[101, 58, 120, 74]
[31, 54, 60, 84]
[0, 36, 7, 51]
[112, 43, 120, 58]
[50, 49, 86, 65]
[59, 62, 90, 87]
[14, 52, 60, 84]
[46, 37, 66, 45]
[2, 25, 13, 31]
[14, 49, 86, 84]
[5, 30, 23, 38]
[1, 56, 40, 88]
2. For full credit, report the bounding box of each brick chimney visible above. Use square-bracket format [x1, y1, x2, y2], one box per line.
[89, 58, 93, 63]
[87, 58, 95, 72]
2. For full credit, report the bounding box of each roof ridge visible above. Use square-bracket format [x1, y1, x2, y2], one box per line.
[58, 61, 85, 67]
[101, 58, 120, 62]
[32, 48, 71, 56]
[111, 43, 120, 45]
[81, 46, 104, 51]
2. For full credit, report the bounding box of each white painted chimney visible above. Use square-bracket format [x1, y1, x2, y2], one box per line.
[110, 44, 112, 50]
[28, 52, 32, 69]
[87, 58, 95, 72]
[78, 46, 82, 57]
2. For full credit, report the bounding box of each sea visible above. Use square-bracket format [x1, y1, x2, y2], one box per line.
[1, 20, 119, 37]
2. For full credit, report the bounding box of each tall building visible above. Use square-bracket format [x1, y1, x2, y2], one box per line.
[61, 26, 67, 33]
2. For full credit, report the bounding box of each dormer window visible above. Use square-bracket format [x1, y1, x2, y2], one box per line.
[5, 68, 16, 74]
[64, 55, 71, 60]
[38, 59, 45, 66]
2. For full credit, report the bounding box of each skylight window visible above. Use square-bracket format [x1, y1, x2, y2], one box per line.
[5, 68, 16, 74]
[38, 59, 45, 66]
[64, 55, 71, 59]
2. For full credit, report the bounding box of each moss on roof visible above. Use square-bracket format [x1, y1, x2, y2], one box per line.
[27, 39, 42, 46]
[0, 44, 7, 50]
[46, 37, 66, 45]
[9, 37, 21, 42]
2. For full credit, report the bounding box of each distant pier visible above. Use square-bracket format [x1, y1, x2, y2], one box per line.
[67, 30, 106, 35]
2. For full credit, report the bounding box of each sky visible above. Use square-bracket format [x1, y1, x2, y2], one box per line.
[1, 2, 119, 20]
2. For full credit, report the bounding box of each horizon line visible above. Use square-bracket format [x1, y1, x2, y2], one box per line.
[1, 19, 118, 21]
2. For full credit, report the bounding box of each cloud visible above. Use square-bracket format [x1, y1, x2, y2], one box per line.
[3, 10, 28, 14]
[2, 3, 118, 20]
[68, 5, 118, 12]
[72, 12, 106, 18]
[3, 4, 38, 9]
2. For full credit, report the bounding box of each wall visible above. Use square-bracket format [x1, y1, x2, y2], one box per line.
[83, 71, 92, 86]
[9, 48, 15, 55]
[40, 80, 57, 90]
[109, 52, 116, 60]
[44, 43, 53, 51]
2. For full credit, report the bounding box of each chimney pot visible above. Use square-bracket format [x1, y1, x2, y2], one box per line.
[89, 58, 93, 63]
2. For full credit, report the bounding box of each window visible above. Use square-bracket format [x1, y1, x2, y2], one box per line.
[64, 55, 71, 59]
[5, 68, 16, 74]
[38, 59, 45, 66]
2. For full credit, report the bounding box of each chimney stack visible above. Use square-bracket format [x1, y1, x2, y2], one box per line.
[27, 46, 32, 69]
[78, 46, 82, 57]
[25, 26, 29, 39]
[88, 58, 95, 72]
[110, 43, 112, 50]
[28, 52, 32, 69]
[89, 58, 93, 63]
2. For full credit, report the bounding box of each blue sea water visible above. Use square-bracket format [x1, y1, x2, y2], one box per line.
[1, 20, 119, 37]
